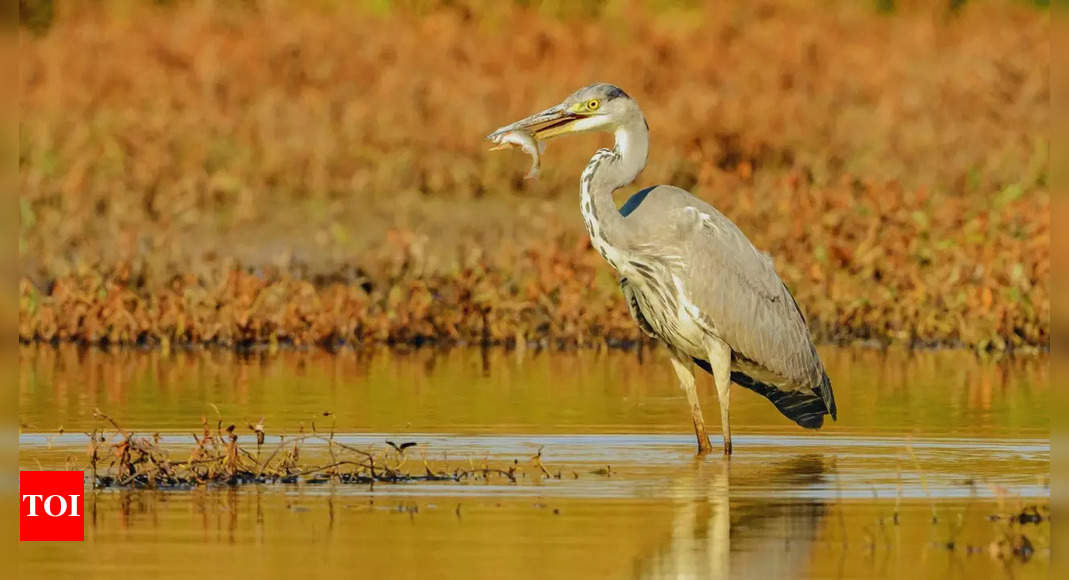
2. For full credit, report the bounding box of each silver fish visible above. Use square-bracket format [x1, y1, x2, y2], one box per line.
[487, 129, 546, 180]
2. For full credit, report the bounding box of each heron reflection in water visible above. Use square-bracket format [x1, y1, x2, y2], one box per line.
[640, 454, 829, 578]
[488, 84, 837, 455]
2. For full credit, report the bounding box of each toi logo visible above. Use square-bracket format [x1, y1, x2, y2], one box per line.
[20, 471, 85, 541]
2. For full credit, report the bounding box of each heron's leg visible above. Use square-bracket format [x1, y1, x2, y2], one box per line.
[669, 354, 714, 455]
[704, 337, 733, 455]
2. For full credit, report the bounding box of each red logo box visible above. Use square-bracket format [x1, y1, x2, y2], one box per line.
[20, 471, 85, 541]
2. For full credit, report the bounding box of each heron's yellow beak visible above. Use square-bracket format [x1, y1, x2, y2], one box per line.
[486, 104, 585, 144]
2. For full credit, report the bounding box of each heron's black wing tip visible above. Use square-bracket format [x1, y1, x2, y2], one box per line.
[691, 357, 835, 429]
[706, 363, 833, 429]
[796, 413, 825, 429]
[819, 373, 838, 421]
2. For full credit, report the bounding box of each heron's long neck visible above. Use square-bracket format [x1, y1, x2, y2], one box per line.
[580, 117, 649, 256]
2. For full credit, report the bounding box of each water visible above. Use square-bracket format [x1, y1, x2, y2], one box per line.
[18, 346, 1049, 579]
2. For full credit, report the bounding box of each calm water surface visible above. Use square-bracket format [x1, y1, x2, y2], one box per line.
[18, 346, 1049, 579]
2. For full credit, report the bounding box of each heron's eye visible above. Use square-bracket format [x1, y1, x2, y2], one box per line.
[587, 99, 600, 111]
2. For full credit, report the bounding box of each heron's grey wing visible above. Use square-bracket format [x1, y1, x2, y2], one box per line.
[623, 186, 836, 425]
[620, 277, 658, 339]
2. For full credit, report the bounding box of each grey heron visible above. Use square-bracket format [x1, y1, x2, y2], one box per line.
[488, 83, 837, 455]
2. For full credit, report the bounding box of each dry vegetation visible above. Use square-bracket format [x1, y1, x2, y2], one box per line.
[18, 0, 1049, 351]
[85, 408, 548, 488]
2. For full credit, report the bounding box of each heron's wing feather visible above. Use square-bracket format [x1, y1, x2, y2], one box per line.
[623, 186, 836, 419]
[683, 206, 811, 374]
[681, 203, 835, 418]
[620, 277, 657, 339]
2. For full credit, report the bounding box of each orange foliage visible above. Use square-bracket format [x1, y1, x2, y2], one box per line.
[18, 0, 1049, 351]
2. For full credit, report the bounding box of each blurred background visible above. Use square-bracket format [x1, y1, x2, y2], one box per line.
[17, 0, 1049, 351]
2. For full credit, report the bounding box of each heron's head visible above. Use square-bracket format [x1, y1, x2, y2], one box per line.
[487, 83, 642, 144]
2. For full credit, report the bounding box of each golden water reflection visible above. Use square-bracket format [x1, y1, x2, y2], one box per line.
[18, 345, 1048, 437]
[20, 451, 1048, 579]
[17, 346, 1049, 579]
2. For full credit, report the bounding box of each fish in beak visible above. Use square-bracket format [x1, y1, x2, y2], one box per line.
[486, 104, 584, 179]
[489, 131, 545, 179]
